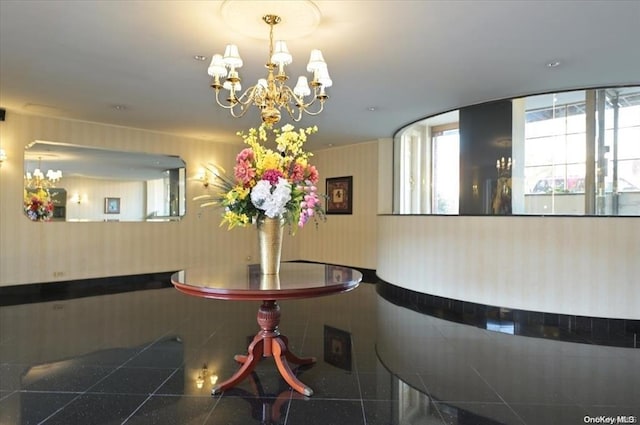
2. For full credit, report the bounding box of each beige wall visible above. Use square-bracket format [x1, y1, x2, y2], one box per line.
[0, 111, 379, 286]
[378, 215, 640, 320]
[297, 141, 379, 269]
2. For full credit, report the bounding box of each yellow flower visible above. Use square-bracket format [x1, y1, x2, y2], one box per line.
[224, 190, 236, 203]
[221, 210, 250, 229]
[236, 186, 249, 200]
[258, 151, 282, 172]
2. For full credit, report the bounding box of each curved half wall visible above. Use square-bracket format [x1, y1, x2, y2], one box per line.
[377, 215, 639, 320]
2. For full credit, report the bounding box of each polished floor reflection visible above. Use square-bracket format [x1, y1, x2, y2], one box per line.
[1, 281, 638, 424]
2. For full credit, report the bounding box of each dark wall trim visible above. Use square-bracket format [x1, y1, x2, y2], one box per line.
[377, 278, 639, 349]
[0, 272, 174, 306]
[0, 262, 376, 307]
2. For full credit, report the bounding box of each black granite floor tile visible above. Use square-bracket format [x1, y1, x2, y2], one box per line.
[434, 401, 526, 425]
[292, 368, 361, 399]
[22, 365, 114, 393]
[0, 391, 78, 425]
[0, 364, 31, 391]
[484, 374, 575, 405]
[357, 371, 395, 401]
[564, 376, 640, 407]
[123, 395, 216, 425]
[420, 372, 503, 404]
[125, 339, 185, 369]
[72, 347, 142, 367]
[509, 403, 591, 425]
[87, 367, 176, 395]
[205, 395, 289, 425]
[362, 400, 445, 424]
[41, 393, 148, 425]
[287, 399, 365, 425]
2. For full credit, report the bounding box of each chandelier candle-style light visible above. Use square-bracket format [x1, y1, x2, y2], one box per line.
[496, 157, 512, 178]
[24, 158, 62, 189]
[208, 14, 331, 124]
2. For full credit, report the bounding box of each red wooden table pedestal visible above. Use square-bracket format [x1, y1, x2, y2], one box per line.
[212, 300, 316, 397]
[171, 263, 362, 397]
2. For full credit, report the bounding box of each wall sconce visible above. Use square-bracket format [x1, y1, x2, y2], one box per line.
[195, 364, 218, 389]
[195, 167, 209, 187]
[0, 148, 6, 167]
[70, 193, 88, 204]
[195, 163, 226, 189]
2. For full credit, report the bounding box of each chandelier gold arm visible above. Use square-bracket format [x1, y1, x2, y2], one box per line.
[209, 13, 329, 124]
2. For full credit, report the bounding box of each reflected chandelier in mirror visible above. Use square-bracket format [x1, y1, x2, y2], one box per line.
[24, 141, 186, 222]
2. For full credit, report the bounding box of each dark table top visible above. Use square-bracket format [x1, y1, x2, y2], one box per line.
[171, 262, 362, 301]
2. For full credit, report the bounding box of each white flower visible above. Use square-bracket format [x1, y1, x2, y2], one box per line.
[250, 178, 291, 218]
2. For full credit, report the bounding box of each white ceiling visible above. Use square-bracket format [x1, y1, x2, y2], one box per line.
[1, 0, 639, 150]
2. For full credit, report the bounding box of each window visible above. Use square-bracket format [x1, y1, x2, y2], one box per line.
[432, 127, 459, 214]
[393, 86, 640, 216]
[394, 112, 459, 214]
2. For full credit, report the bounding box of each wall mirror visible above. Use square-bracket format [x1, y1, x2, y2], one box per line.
[24, 141, 186, 222]
[393, 86, 640, 216]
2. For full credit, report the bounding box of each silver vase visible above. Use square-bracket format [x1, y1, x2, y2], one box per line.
[256, 215, 284, 275]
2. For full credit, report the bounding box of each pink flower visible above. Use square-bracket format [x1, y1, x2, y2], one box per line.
[262, 169, 284, 185]
[236, 148, 254, 162]
[289, 163, 305, 183]
[234, 160, 256, 186]
[306, 165, 319, 184]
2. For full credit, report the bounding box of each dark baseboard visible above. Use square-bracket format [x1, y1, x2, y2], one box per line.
[376, 279, 639, 349]
[0, 262, 375, 307]
[0, 272, 174, 306]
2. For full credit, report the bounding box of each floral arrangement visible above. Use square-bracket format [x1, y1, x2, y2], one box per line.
[196, 123, 325, 231]
[24, 188, 54, 221]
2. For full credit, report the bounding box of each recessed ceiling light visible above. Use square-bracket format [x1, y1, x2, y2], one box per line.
[112, 105, 126, 111]
[546, 61, 561, 68]
[194, 55, 208, 61]
[367, 106, 377, 112]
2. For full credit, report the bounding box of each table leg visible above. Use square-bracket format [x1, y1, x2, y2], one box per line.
[272, 337, 314, 396]
[212, 337, 264, 395]
[213, 300, 317, 396]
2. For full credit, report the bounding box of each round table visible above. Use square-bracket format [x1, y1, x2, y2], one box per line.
[171, 262, 362, 396]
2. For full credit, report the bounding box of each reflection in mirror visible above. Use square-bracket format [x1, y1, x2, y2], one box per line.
[393, 86, 640, 216]
[24, 141, 186, 222]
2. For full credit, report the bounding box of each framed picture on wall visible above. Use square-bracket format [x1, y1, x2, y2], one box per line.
[104, 197, 120, 214]
[326, 176, 353, 214]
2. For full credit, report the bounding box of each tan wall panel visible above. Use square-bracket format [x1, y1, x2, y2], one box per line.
[377, 215, 640, 319]
[297, 142, 379, 269]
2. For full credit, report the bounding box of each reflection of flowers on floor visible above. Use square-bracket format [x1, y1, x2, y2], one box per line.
[24, 188, 54, 221]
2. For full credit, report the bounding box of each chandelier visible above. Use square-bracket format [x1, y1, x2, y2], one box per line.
[25, 157, 62, 189]
[496, 157, 512, 178]
[207, 14, 331, 124]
